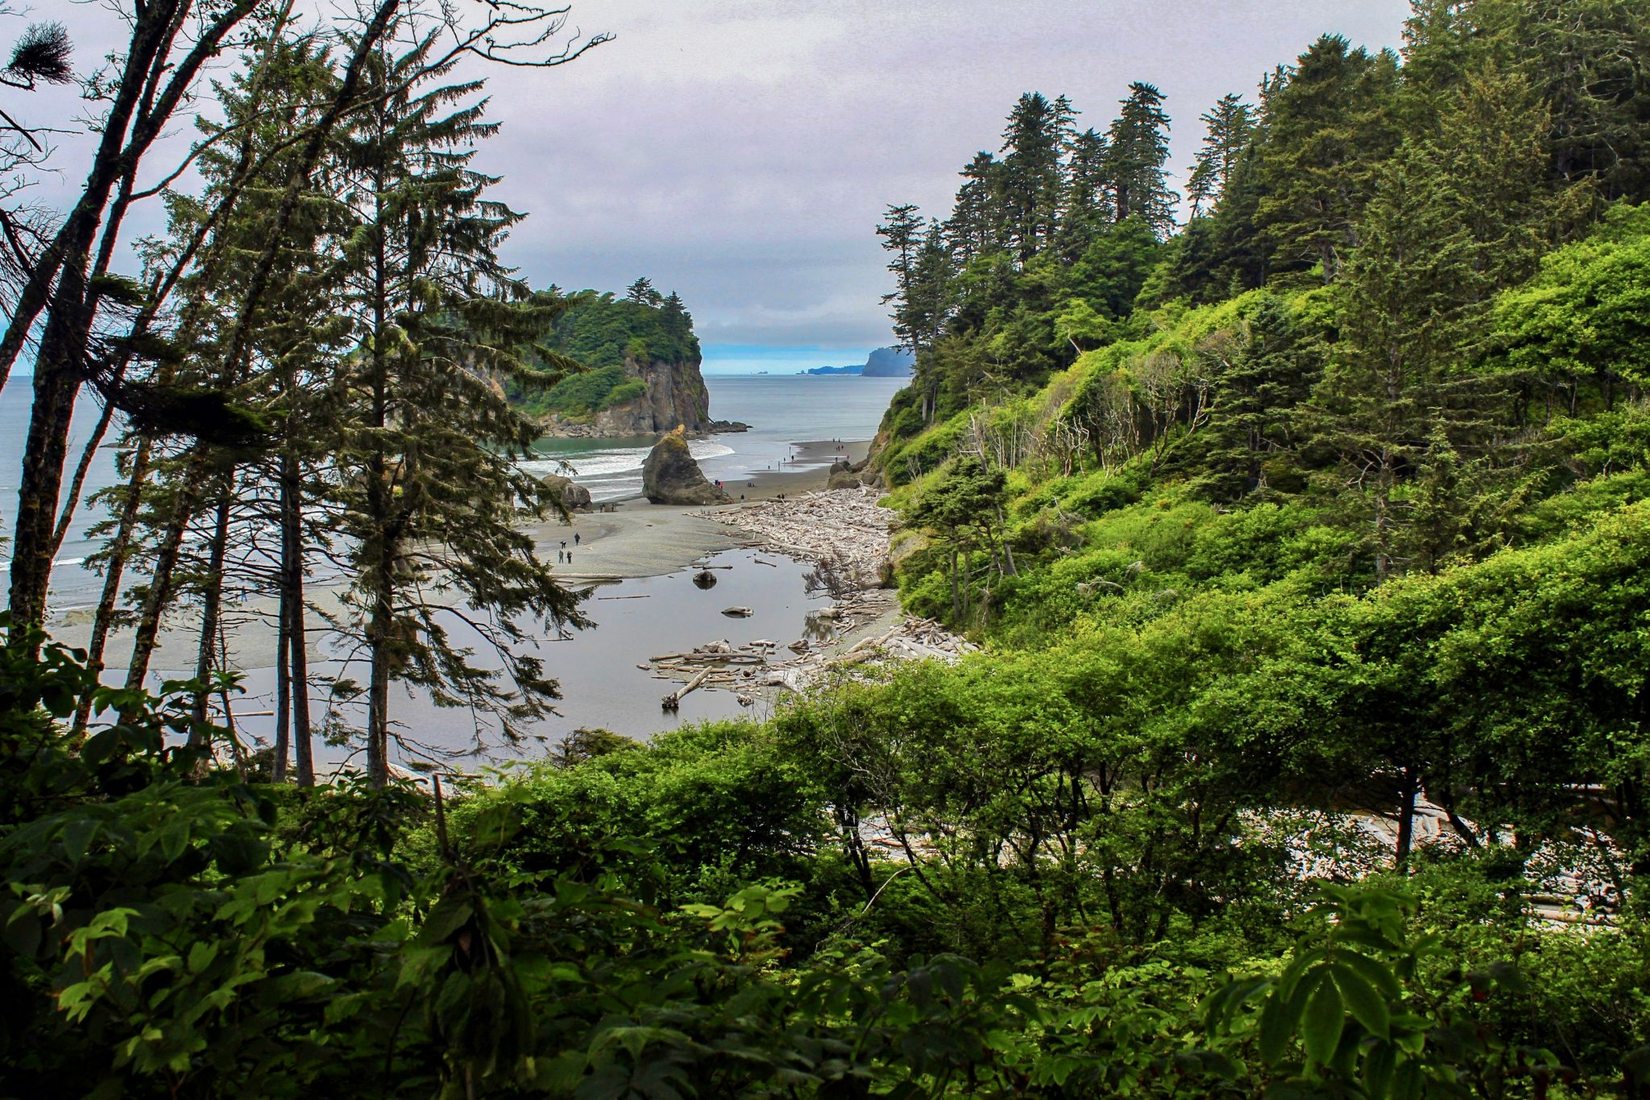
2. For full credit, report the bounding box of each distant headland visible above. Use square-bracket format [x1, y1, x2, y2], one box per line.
[800, 345, 914, 377]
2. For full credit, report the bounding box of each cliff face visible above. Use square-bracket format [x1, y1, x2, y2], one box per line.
[545, 357, 712, 438]
[862, 346, 915, 377]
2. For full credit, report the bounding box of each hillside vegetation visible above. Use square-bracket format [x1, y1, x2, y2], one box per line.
[514, 283, 699, 419]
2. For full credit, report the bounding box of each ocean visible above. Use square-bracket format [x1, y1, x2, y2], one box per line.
[519, 373, 908, 501]
[0, 372, 908, 610]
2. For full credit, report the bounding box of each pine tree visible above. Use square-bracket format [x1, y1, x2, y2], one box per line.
[1105, 82, 1178, 238]
[944, 151, 1006, 265]
[1251, 36, 1401, 282]
[877, 202, 925, 350]
[1057, 127, 1112, 259]
[1186, 93, 1253, 218]
[334, 34, 584, 784]
[997, 92, 1070, 260]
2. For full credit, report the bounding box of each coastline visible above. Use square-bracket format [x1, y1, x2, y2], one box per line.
[51, 438, 875, 679]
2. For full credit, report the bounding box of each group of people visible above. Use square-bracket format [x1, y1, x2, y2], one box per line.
[557, 531, 580, 564]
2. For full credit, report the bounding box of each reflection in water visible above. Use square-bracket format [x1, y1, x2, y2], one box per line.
[167, 548, 827, 773]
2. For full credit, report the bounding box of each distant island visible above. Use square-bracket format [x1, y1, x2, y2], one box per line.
[800, 346, 914, 377]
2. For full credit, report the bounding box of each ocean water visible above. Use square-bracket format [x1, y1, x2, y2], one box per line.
[0, 370, 906, 755]
[521, 373, 908, 500]
[0, 372, 909, 609]
[0, 375, 123, 610]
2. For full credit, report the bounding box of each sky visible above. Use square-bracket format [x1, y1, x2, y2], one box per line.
[22, 1, 1412, 375]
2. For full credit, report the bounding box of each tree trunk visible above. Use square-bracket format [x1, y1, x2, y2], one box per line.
[188, 479, 234, 741]
[273, 592, 291, 783]
[72, 437, 158, 736]
[9, 259, 92, 634]
[1394, 765, 1419, 869]
[125, 450, 209, 690]
[281, 451, 315, 787]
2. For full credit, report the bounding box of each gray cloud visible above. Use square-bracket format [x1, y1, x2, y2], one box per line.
[30, 1, 1412, 352]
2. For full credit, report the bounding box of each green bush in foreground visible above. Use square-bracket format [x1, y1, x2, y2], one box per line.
[3, 619, 1645, 1096]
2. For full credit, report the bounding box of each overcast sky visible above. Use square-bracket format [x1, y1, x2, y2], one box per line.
[30, 1, 1411, 373]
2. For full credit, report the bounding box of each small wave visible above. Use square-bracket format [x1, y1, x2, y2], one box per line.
[0, 555, 87, 572]
[688, 441, 735, 461]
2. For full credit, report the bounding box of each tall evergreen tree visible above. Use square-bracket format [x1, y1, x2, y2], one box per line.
[334, 34, 584, 784]
[1186, 93, 1253, 218]
[1104, 82, 1178, 238]
[1057, 127, 1113, 259]
[944, 151, 1006, 265]
[998, 92, 1070, 260]
[877, 202, 925, 350]
[1251, 36, 1401, 282]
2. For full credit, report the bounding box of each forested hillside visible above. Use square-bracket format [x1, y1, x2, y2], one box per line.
[7, 2, 1650, 1097]
[512, 280, 701, 420]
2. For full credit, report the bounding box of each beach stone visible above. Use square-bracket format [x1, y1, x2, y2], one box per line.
[827, 467, 860, 490]
[541, 473, 593, 510]
[642, 428, 730, 505]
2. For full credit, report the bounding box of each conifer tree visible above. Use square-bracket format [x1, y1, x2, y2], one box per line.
[877, 202, 925, 350]
[1057, 128, 1112, 259]
[997, 92, 1070, 260]
[944, 151, 1006, 265]
[333, 33, 584, 784]
[1251, 36, 1401, 282]
[1104, 82, 1178, 238]
[1186, 93, 1253, 218]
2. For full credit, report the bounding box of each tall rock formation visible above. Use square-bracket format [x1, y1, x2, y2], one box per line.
[642, 429, 731, 505]
[862, 346, 915, 377]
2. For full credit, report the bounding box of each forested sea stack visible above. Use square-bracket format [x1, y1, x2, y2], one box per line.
[514, 281, 729, 437]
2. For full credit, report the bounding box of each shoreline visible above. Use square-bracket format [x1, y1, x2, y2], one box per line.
[50, 438, 876, 678]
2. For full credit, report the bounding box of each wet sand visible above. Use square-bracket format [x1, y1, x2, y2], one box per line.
[52, 438, 877, 678]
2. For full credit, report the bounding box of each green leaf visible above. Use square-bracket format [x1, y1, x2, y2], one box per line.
[1363, 1040, 1396, 1099]
[1301, 975, 1344, 1065]
[1260, 969, 1318, 1064]
[1335, 948, 1402, 1000]
[1332, 960, 1389, 1038]
[418, 897, 473, 944]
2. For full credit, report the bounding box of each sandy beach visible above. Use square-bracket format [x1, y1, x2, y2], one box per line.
[52, 438, 876, 679]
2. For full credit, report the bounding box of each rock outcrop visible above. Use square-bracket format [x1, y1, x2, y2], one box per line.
[862, 346, 915, 378]
[642, 429, 730, 505]
[541, 473, 592, 510]
[544, 358, 714, 438]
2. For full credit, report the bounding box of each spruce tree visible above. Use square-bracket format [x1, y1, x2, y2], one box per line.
[997, 92, 1070, 260]
[1104, 82, 1178, 238]
[333, 33, 584, 784]
[1251, 36, 1401, 282]
[1186, 93, 1253, 218]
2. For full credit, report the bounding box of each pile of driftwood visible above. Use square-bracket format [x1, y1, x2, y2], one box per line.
[702, 487, 894, 588]
[648, 607, 977, 708]
[652, 486, 974, 708]
[650, 639, 782, 708]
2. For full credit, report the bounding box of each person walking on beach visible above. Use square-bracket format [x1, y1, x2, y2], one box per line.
[574, 532, 581, 546]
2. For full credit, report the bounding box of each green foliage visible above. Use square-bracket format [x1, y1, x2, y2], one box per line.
[538, 290, 699, 373]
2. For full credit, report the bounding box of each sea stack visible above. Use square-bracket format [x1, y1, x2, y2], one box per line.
[642, 428, 731, 505]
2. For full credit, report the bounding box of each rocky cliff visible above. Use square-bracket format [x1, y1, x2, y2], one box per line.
[862, 346, 915, 378]
[542, 357, 713, 438]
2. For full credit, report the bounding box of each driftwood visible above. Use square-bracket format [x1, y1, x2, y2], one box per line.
[662, 667, 712, 709]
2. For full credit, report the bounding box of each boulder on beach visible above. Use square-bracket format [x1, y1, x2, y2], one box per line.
[642, 428, 730, 505]
[542, 473, 593, 510]
[827, 463, 860, 490]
